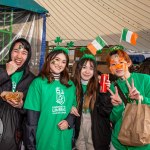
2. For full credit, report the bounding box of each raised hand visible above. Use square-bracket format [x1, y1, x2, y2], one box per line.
[108, 86, 122, 106]
[98, 75, 111, 89]
[126, 79, 142, 101]
[6, 61, 19, 75]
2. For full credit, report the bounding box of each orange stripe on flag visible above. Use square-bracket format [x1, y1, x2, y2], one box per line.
[131, 33, 138, 45]
[87, 43, 97, 55]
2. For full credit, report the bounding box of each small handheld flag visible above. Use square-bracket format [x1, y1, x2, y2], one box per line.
[87, 36, 107, 55]
[121, 28, 138, 45]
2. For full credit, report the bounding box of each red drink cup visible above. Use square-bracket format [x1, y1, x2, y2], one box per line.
[100, 74, 109, 93]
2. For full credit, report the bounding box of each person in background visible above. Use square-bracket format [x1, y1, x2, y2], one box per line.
[68, 54, 112, 150]
[106, 49, 150, 150]
[138, 57, 150, 75]
[24, 47, 77, 150]
[0, 38, 35, 150]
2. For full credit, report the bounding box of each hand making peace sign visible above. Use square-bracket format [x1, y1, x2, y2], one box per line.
[126, 79, 142, 101]
[108, 86, 122, 106]
[108, 79, 143, 106]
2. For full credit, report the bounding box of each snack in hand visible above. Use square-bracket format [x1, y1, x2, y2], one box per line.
[1, 91, 23, 103]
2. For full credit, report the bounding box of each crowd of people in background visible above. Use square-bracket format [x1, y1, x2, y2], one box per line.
[0, 38, 150, 150]
[138, 57, 150, 75]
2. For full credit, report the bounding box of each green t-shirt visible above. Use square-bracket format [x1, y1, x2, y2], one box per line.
[11, 71, 23, 92]
[110, 73, 150, 150]
[24, 77, 76, 150]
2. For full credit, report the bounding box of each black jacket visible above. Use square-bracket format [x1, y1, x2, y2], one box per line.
[23, 110, 40, 150]
[0, 65, 35, 150]
[67, 89, 113, 150]
[91, 92, 113, 150]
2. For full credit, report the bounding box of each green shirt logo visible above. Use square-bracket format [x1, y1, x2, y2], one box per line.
[56, 87, 65, 105]
[52, 87, 66, 114]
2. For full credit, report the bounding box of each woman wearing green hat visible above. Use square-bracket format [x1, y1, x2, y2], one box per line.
[24, 47, 77, 150]
[68, 54, 113, 150]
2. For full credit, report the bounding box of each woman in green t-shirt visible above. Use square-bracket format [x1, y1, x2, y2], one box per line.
[24, 47, 76, 150]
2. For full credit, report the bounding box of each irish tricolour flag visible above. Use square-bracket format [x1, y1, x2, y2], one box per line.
[121, 28, 138, 45]
[87, 36, 107, 55]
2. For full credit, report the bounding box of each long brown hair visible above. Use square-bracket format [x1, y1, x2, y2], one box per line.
[40, 50, 71, 87]
[74, 58, 98, 110]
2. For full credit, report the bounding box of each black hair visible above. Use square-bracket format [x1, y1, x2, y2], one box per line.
[9, 38, 32, 71]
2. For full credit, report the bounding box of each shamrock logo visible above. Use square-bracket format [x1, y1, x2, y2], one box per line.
[80, 47, 87, 54]
[109, 45, 124, 52]
[96, 50, 102, 54]
[54, 37, 62, 46]
[67, 41, 74, 48]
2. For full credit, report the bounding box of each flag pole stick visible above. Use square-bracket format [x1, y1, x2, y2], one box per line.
[120, 28, 123, 43]
[101, 37, 108, 46]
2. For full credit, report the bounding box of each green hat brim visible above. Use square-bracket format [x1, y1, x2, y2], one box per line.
[53, 46, 69, 54]
[81, 54, 96, 61]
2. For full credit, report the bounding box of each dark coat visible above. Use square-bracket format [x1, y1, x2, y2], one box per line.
[67, 89, 113, 150]
[0, 65, 35, 150]
[91, 92, 113, 150]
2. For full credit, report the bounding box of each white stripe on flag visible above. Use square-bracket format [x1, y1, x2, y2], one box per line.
[126, 30, 132, 43]
[91, 40, 103, 50]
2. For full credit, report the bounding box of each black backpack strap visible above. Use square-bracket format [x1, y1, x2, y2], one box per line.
[114, 81, 128, 106]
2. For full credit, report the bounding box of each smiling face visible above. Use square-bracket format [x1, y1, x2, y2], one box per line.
[11, 42, 28, 68]
[50, 53, 67, 74]
[81, 60, 94, 81]
[109, 54, 130, 78]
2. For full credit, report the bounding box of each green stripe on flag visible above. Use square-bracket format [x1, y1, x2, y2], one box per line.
[122, 28, 128, 41]
[96, 36, 106, 48]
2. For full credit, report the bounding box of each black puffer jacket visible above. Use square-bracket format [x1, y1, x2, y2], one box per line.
[67, 89, 113, 150]
[0, 65, 35, 150]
